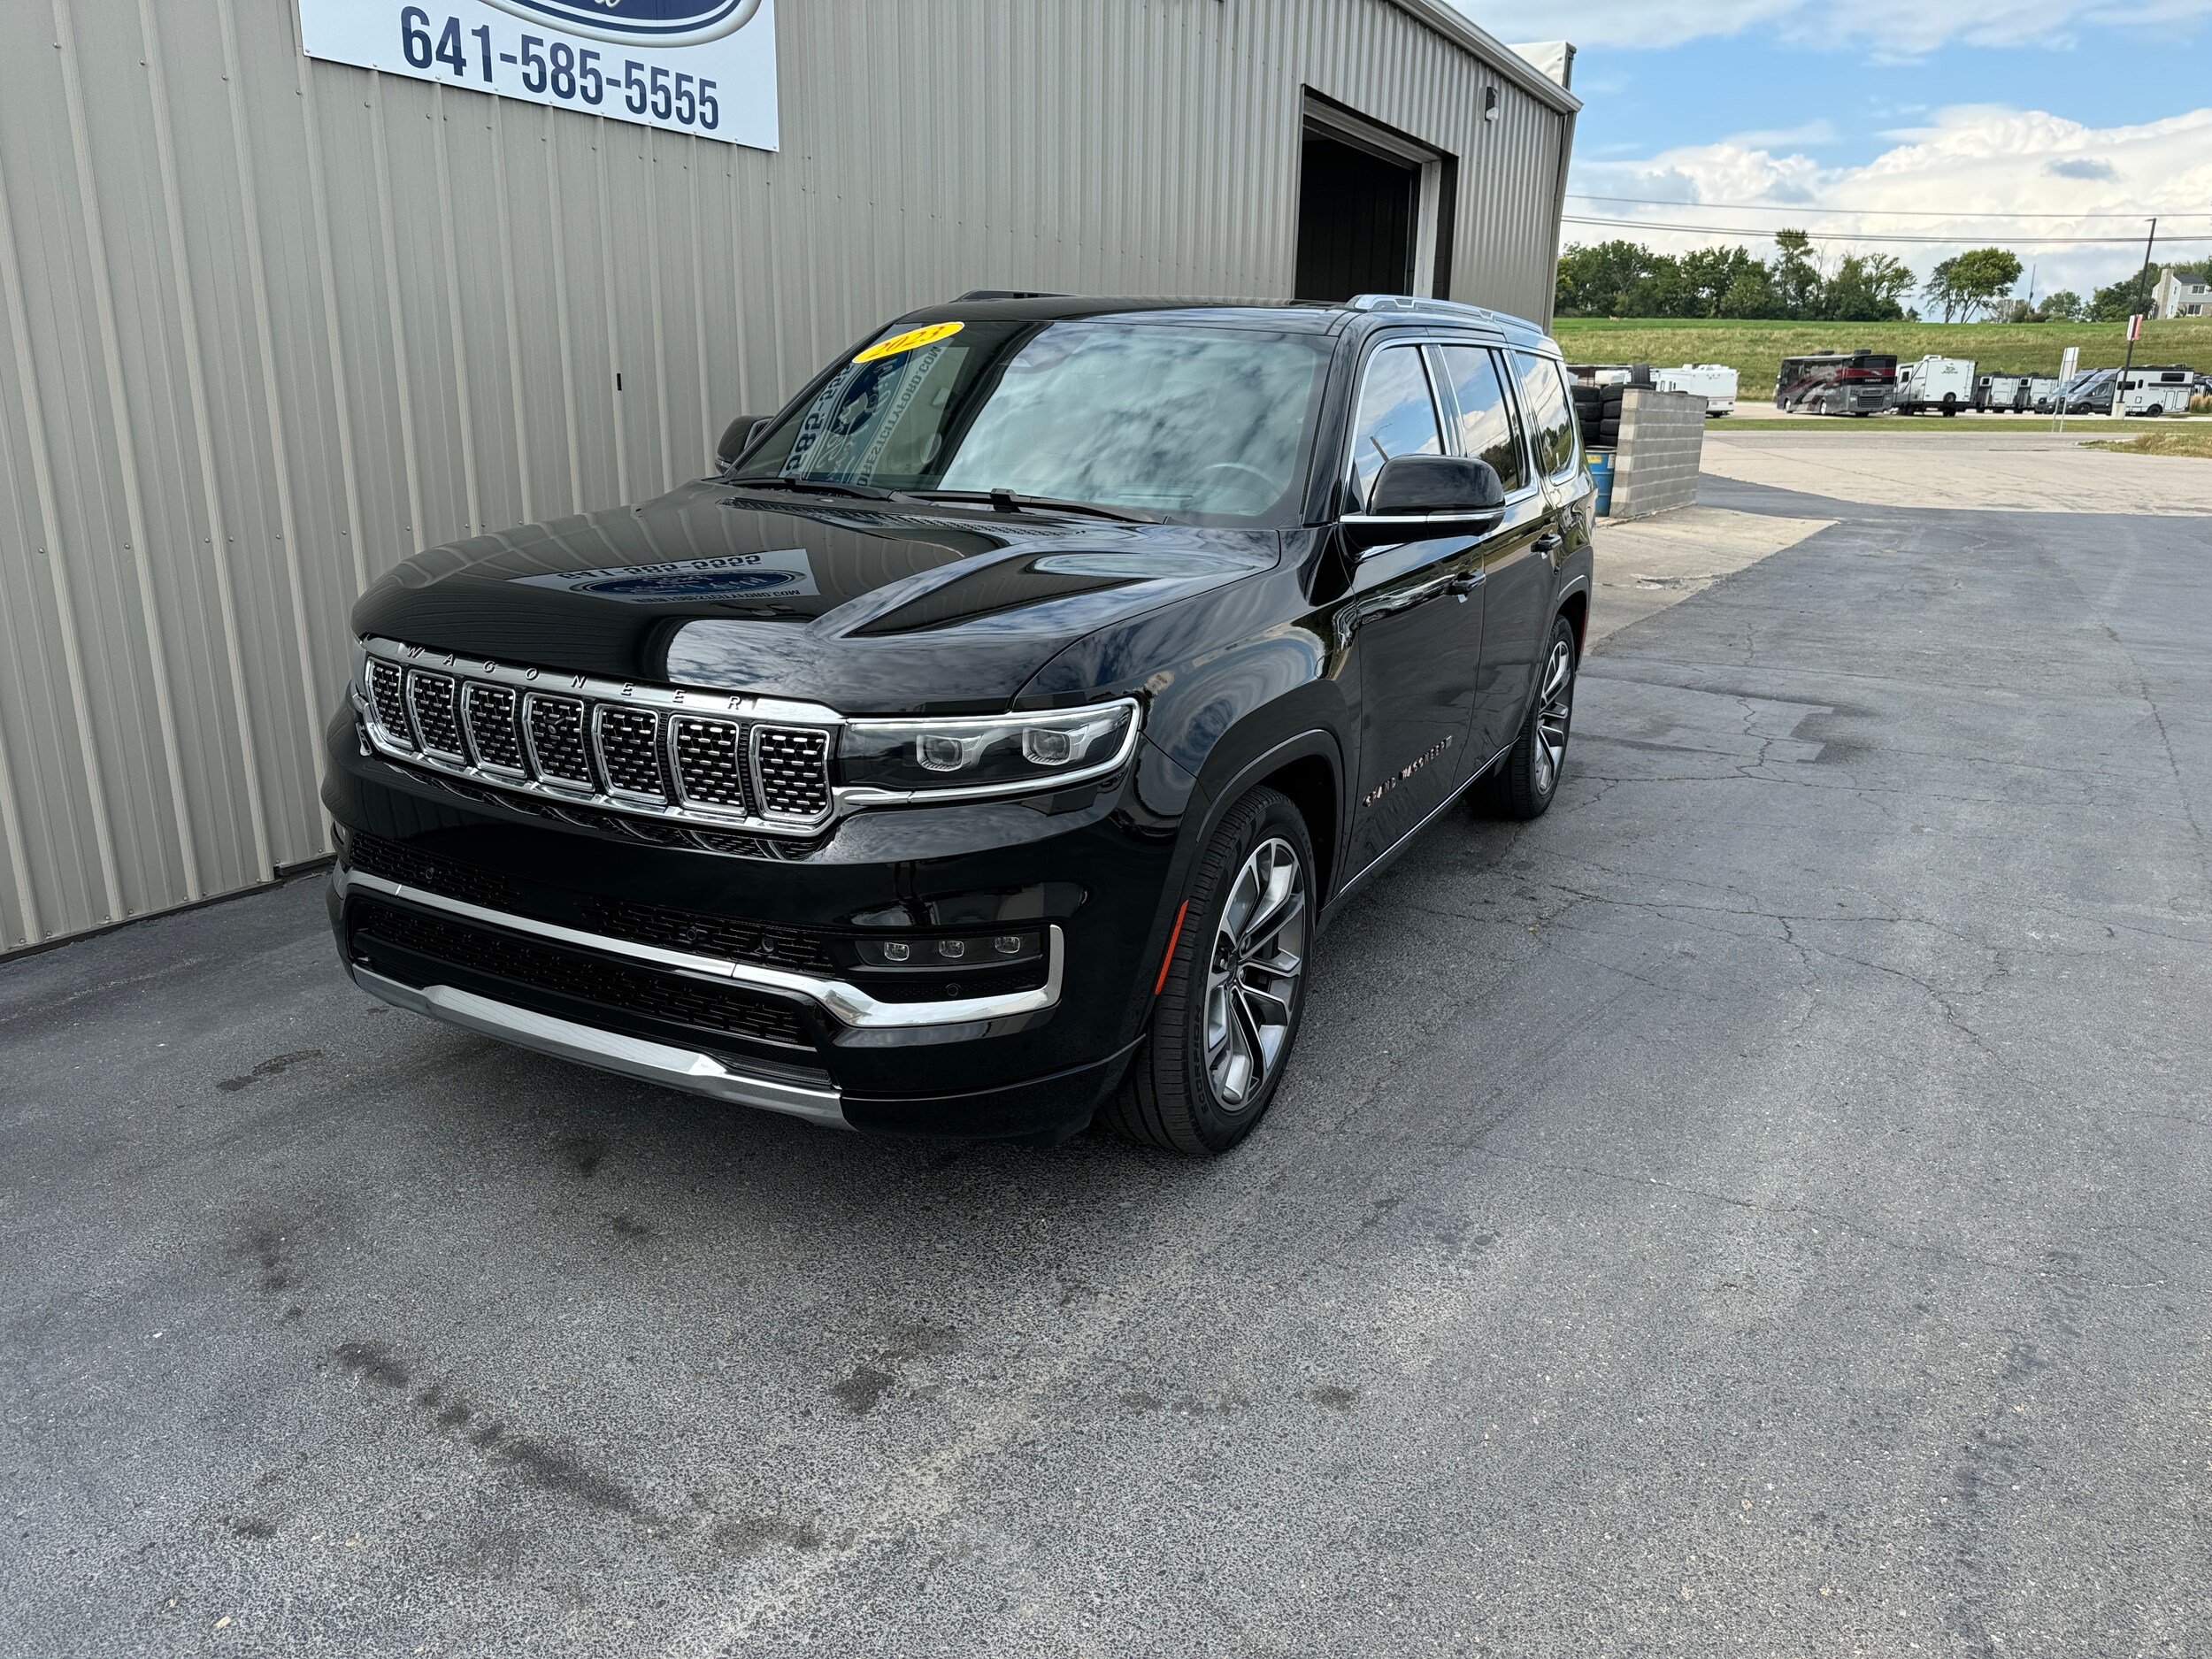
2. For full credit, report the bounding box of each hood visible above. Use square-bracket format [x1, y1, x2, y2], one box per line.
[351, 480, 1279, 712]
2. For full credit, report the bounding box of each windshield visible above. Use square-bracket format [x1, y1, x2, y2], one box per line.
[732, 319, 1332, 522]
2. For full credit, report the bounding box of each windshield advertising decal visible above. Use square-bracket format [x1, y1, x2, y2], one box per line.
[298, 0, 777, 150]
[512, 549, 818, 603]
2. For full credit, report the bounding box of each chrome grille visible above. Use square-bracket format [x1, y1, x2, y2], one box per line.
[757, 727, 833, 818]
[672, 717, 749, 811]
[525, 695, 593, 788]
[407, 672, 464, 759]
[357, 639, 840, 840]
[368, 661, 413, 748]
[595, 706, 666, 801]
[461, 683, 524, 774]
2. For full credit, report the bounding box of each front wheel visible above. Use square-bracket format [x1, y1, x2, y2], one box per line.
[1103, 787, 1313, 1156]
[1487, 615, 1578, 820]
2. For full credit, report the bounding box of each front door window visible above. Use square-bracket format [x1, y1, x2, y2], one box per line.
[1346, 345, 1443, 511]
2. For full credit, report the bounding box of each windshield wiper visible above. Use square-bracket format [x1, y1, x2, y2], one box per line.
[726, 475, 902, 502]
[910, 489, 1154, 524]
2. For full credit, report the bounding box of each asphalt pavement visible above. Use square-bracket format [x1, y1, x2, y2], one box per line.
[5, 444, 2210, 1656]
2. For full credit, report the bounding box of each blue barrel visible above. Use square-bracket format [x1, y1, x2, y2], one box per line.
[1587, 449, 1615, 516]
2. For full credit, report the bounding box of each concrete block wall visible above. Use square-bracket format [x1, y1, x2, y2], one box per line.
[1609, 389, 1707, 520]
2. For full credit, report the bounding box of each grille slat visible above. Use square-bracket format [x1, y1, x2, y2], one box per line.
[368, 661, 414, 748]
[525, 695, 593, 788]
[407, 672, 464, 759]
[595, 706, 666, 801]
[462, 683, 524, 774]
[756, 726, 833, 819]
[672, 717, 749, 812]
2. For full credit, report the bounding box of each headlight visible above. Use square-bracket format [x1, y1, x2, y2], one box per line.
[840, 699, 1141, 797]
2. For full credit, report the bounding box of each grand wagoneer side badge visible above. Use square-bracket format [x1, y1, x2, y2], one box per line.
[1362, 735, 1454, 807]
[480, 0, 764, 47]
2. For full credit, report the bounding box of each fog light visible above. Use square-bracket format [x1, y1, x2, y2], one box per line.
[994, 934, 1022, 956]
[938, 939, 966, 960]
[882, 940, 910, 963]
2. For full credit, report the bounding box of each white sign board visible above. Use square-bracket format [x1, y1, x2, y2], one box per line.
[300, 0, 777, 150]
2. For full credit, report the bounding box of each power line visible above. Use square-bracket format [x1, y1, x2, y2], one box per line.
[1567, 193, 2212, 220]
[1560, 214, 2212, 247]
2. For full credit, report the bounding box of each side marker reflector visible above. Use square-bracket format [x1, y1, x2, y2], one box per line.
[1154, 901, 1190, 996]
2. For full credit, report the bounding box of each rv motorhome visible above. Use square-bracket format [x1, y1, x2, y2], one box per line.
[1774, 350, 1897, 416]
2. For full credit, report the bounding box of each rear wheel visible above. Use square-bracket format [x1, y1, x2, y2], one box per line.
[1486, 615, 1578, 820]
[1103, 787, 1312, 1156]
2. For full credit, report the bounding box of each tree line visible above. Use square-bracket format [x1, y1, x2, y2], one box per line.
[1557, 232, 2208, 325]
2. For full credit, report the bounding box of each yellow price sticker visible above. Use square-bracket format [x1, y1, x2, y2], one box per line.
[853, 320, 964, 365]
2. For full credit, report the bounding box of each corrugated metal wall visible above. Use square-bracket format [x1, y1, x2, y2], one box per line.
[0, 0, 1572, 953]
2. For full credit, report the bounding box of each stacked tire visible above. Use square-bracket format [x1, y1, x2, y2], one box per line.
[1573, 382, 1624, 448]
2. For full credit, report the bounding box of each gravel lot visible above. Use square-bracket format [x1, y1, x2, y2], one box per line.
[5, 435, 2209, 1656]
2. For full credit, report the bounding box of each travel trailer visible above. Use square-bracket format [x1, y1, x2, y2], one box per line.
[1896, 356, 1977, 415]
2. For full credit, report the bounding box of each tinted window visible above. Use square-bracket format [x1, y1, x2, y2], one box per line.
[1438, 345, 1527, 493]
[1513, 351, 1578, 479]
[1347, 345, 1442, 511]
[736, 319, 1332, 522]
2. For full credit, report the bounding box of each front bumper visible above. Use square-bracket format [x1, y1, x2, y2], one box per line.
[324, 710, 1189, 1141]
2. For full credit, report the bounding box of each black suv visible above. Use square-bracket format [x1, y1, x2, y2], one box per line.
[327, 294, 1595, 1154]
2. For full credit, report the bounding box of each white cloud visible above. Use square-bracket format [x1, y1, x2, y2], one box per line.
[1568, 104, 2212, 296]
[1454, 0, 2212, 53]
[1725, 119, 1840, 149]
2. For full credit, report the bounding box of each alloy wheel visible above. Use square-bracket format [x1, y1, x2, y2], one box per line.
[1203, 837, 1307, 1110]
[1532, 637, 1575, 796]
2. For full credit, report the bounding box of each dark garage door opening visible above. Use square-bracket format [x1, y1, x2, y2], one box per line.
[1294, 127, 1417, 303]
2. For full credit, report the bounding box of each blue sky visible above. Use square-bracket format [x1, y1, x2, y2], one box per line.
[1456, 1, 2212, 296]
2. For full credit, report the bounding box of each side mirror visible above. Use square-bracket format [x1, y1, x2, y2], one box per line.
[1343, 454, 1505, 551]
[714, 414, 774, 472]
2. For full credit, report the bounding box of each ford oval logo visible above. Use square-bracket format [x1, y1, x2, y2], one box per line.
[480, 0, 764, 47]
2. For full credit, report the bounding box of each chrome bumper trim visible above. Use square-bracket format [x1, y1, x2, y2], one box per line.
[334, 865, 1064, 1031]
[349, 964, 848, 1126]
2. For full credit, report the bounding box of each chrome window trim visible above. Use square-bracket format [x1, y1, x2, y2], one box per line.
[354, 635, 1141, 835]
[334, 864, 1065, 1031]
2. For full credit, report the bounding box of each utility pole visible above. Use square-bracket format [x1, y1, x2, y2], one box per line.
[2116, 217, 2158, 418]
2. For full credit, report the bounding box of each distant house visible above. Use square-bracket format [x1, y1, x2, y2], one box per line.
[2152, 267, 2211, 319]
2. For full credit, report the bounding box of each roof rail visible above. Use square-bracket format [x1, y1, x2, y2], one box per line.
[1346, 293, 1539, 334]
[955, 288, 1071, 302]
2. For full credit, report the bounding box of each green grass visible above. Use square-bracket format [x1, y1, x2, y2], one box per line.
[1550, 317, 2212, 399]
[2081, 428, 2212, 459]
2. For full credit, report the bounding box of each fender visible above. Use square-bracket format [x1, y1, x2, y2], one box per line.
[1112, 725, 1347, 1050]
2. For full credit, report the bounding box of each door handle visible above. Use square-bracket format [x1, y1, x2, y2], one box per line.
[1447, 571, 1483, 602]
[1533, 533, 1563, 557]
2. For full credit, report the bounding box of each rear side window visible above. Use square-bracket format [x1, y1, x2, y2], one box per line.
[1513, 351, 1578, 479]
[1437, 345, 1528, 494]
[1347, 345, 1442, 511]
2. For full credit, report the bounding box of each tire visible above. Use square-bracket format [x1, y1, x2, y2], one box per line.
[1102, 787, 1313, 1156]
[1486, 615, 1578, 821]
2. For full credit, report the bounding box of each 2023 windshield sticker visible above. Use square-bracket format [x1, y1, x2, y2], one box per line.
[297, 0, 779, 150]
